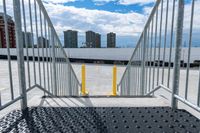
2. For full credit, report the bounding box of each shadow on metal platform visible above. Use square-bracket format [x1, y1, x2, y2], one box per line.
[0, 107, 200, 133]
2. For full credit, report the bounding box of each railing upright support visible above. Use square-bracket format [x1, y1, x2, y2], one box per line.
[68, 64, 72, 95]
[13, 0, 27, 109]
[51, 29, 57, 96]
[171, 0, 184, 109]
[141, 31, 147, 95]
[127, 66, 131, 95]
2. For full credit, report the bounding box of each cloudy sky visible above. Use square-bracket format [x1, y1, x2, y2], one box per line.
[1, 0, 199, 47]
[42, 0, 156, 47]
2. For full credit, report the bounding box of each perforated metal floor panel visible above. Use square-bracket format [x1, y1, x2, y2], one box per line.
[0, 107, 200, 133]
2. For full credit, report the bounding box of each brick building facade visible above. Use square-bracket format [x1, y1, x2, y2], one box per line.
[0, 13, 16, 48]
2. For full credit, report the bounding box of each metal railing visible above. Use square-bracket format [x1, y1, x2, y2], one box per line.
[118, 0, 200, 111]
[0, 0, 81, 111]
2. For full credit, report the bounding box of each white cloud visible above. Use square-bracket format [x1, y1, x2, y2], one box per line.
[92, 0, 156, 5]
[119, 0, 156, 5]
[43, 0, 76, 4]
[44, 2, 147, 36]
[93, 0, 115, 2]
[2, 0, 199, 46]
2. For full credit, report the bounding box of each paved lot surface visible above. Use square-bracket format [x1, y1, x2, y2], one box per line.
[0, 60, 199, 119]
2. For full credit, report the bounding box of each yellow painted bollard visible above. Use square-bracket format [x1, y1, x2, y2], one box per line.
[112, 65, 117, 96]
[81, 64, 87, 95]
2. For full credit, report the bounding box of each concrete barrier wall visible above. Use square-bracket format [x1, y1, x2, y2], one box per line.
[0, 48, 200, 63]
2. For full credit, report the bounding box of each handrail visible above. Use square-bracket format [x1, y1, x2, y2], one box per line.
[117, 0, 200, 114]
[0, 0, 81, 111]
[118, 0, 161, 85]
[36, 0, 81, 85]
[145, 84, 200, 113]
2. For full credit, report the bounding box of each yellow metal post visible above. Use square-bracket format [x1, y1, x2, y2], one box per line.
[112, 65, 117, 96]
[81, 64, 86, 95]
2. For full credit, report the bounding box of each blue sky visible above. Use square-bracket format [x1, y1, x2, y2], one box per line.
[63, 0, 154, 14]
[41, 0, 200, 48]
[43, 0, 156, 47]
[0, 0, 199, 47]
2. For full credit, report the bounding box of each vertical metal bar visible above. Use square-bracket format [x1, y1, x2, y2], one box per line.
[135, 54, 137, 95]
[61, 52, 64, 95]
[34, 0, 41, 85]
[65, 58, 67, 95]
[63, 57, 65, 96]
[157, 0, 163, 86]
[162, 0, 169, 84]
[185, 0, 195, 100]
[139, 44, 142, 94]
[54, 40, 57, 95]
[62, 53, 65, 95]
[56, 43, 59, 95]
[146, 26, 150, 93]
[22, 0, 31, 89]
[58, 48, 61, 95]
[39, 7, 46, 91]
[171, 0, 184, 109]
[136, 51, 139, 94]
[29, 0, 36, 85]
[3, 0, 14, 100]
[138, 46, 141, 94]
[68, 63, 72, 95]
[122, 80, 124, 96]
[132, 66, 136, 95]
[60, 56, 62, 96]
[119, 84, 121, 96]
[63, 58, 66, 95]
[13, 0, 27, 109]
[167, 0, 176, 88]
[127, 66, 131, 95]
[44, 18, 50, 93]
[0, 92, 1, 106]
[64, 62, 67, 95]
[51, 29, 57, 96]
[135, 53, 137, 94]
[49, 26, 53, 94]
[141, 31, 147, 95]
[60, 51, 63, 95]
[197, 66, 200, 106]
[152, 9, 158, 90]
[55, 46, 58, 95]
[149, 17, 154, 92]
[60, 49, 63, 95]
[57, 43, 59, 95]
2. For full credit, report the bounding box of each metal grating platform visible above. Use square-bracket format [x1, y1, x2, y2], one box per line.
[0, 107, 200, 133]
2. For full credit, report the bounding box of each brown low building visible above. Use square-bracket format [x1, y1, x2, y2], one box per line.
[0, 13, 16, 48]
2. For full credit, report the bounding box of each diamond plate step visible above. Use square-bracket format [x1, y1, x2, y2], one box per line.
[0, 107, 199, 133]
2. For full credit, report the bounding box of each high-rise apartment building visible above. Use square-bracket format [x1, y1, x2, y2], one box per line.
[38, 37, 49, 48]
[86, 31, 96, 48]
[22, 32, 33, 48]
[95, 33, 101, 48]
[107, 32, 116, 48]
[0, 13, 16, 48]
[86, 31, 101, 48]
[64, 30, 78, 48]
